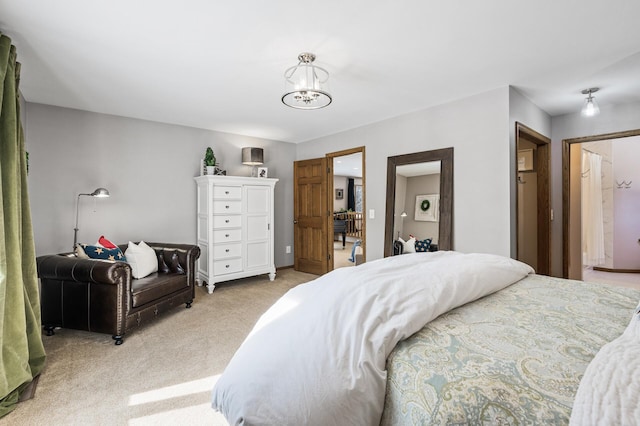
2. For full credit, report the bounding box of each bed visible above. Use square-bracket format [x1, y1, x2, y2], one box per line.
[211, 252, 640, 425]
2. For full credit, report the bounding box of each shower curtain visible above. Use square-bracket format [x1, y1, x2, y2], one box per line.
[581, 151, 605, 267]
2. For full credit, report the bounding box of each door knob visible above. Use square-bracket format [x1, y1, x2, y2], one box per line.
[293, 220, 298, 224]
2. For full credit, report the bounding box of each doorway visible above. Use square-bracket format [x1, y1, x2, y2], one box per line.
[293, 147, 366, 275]
[327, 147, 366, 271]
[562, 129, 640, 280]
[515, 122, 550, 275]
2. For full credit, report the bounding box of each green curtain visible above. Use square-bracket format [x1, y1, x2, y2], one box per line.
[0, 33, 46, 418]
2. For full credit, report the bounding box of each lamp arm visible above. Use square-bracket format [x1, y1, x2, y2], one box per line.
[73, 193, 91, 250]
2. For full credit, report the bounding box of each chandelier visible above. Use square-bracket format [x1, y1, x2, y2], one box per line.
[282, 52, 332, 110]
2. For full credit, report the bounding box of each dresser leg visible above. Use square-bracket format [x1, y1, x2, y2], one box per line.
[207, 282, 216, 294]
[269, 271, 276, 281]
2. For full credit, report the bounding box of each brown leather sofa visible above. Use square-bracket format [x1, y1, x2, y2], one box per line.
[36, 243, 200, 345]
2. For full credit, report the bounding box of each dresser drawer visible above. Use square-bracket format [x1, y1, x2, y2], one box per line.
[214, 258, 243, 276]
[213, 228, 241, 243]
[213, 186, 241, 200]
[212, 215, 242, 229]
[212, 200, 241, 214]
[212, 243, 241, 259]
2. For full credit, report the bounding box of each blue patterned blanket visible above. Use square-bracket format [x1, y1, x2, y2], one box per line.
[382, 274, 640, 425]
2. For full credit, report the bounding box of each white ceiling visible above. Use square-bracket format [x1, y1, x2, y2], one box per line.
[333, 153, 362, 178]
[397, 162, 441, 178]
[1, 1, 639, 144]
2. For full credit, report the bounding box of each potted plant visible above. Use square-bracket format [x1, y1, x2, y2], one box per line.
[204, 147, 216, 175]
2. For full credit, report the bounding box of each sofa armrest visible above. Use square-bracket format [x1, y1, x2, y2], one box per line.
[37, 255, 132, 337]
[37, 254, 131, 285]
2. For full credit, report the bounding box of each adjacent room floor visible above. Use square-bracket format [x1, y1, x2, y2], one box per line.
[582, 268, 640, 291]
[333, 241, 355, 269]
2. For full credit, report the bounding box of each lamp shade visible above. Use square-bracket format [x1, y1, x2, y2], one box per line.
[242, 147, 264, 166]
[90, 187, 110, 198]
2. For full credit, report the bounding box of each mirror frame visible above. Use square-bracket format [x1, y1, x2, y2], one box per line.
[384, 147, 454, 256]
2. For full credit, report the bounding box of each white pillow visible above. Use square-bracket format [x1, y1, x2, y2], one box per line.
[125, 241, 158, 279]
[75, 244, 89, 259]
[399, 236, 416, 253]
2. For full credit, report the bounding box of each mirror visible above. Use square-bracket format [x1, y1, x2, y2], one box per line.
[384, 147, 453, 256]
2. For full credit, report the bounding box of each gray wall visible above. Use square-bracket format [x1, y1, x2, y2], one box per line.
[297, 87, 512, 260]
[612, 136, 640, 269]
[25, 89, 636, 275]
[508, 87, 552, 261]
[24, 103, 297, 267]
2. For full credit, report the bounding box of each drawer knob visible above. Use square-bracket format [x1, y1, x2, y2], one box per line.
[225, 191, 229, 194]
[225, 219, 230, 223]
[225, 249, 230, 253]
[225, 205, 230, 209]
[225, 234, 230, 237]
[225, 264, 230, 268]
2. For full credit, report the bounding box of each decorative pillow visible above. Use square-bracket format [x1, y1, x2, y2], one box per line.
[98, 235, 117, 249]
[81, 244, 127, 262]
[157, 253, 170, 273]
[125, 241, 158, 279]
[398, 236, 416, 253]
[415, 238, 432, 252]
[161, 251, 186, 274]
[75, 244, 89, 259]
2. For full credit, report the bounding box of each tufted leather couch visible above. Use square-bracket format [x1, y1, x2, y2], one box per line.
[36, 243, 200, 345]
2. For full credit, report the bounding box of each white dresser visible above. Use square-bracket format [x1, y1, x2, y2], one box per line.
[194, 175, 278, 293]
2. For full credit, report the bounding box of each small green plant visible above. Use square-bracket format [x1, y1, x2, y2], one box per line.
[204, 147, 216, 167]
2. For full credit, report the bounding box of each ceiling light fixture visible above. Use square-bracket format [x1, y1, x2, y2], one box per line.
[581, 88, 600, 117]
[282, 52, 332, 110]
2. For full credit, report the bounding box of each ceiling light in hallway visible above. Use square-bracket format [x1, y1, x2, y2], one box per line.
[581, 88, 600, 117]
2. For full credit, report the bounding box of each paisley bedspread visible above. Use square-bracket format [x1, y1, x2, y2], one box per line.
[382, 274, 640, 425]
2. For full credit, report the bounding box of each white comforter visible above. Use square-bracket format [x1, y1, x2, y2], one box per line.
[570, 303, 640, 425]
[211, 251, 533, 425]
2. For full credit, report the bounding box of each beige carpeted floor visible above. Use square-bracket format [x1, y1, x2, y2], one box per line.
[5, 268, 316, 426]
[333, 241, 355, 269]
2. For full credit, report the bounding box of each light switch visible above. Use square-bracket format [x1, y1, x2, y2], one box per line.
[369, 209, 375, 219]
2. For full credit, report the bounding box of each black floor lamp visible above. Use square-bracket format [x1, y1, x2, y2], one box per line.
[73, 187, 110, 250]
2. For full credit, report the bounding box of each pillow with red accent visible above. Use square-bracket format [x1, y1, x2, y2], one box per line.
[98, 235, 117, 249]
[81, 244, 127, 262]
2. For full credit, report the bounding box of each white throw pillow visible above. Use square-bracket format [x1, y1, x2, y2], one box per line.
[402, 236, 416, 253]
[75, 244, 89, 259]
[125, 240, 158, 279]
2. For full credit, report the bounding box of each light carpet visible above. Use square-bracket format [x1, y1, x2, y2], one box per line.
[5, 268, 316, 426]
[333, 241, 355, 270]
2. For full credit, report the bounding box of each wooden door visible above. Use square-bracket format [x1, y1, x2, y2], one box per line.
[515, 123, 550, 275]
[294, 157, 329, 275]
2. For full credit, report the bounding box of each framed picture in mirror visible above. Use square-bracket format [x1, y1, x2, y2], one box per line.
[415, 194, 439, 222]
